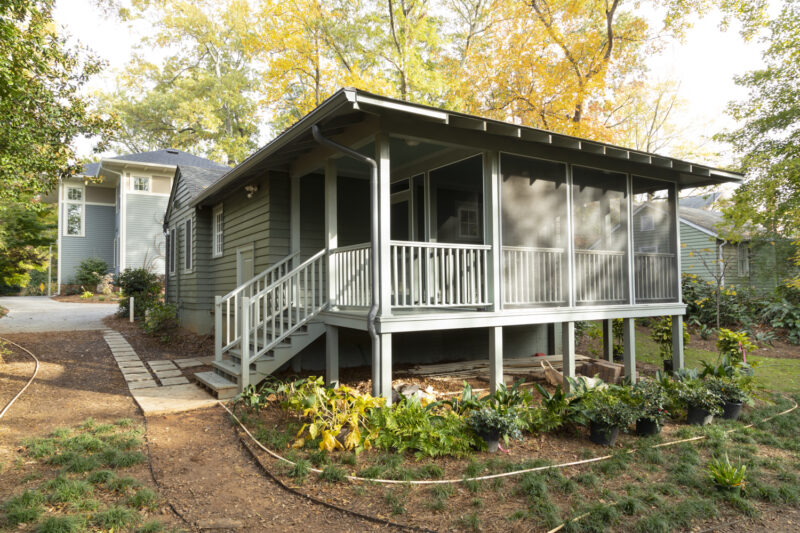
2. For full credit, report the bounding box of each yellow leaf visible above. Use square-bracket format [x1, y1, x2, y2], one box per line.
[292, 437, 305, 449]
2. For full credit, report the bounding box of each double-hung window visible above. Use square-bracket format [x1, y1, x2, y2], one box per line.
[737, 243, 750, 277]
[64, 185, 84, 236]
[212, 204, 223, 257]
[640, 214, 654, 232]
[168, 228, 177, 275]
[184, 219, 193, 272]
[132, 176, 150, 192]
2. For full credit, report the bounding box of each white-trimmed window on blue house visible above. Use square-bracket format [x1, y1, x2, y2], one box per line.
[132, 176, 150, 192]
[64, 185, 84, 236]
[184, 219, 193, 272]
[169, 227, 176, 275]
[213, 204, 223, 258]
[640, 214, 654, 232]
[738, 243, 750, 277]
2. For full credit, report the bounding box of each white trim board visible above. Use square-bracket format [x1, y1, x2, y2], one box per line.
[679, 217, 718, 238]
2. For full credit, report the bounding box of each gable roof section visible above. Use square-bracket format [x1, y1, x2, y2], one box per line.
[109, 149, 229, 170]
[191, 88, 743, 208]
[679, 192, 722, 210]
[164, 165, 229, 226]
[680, 206, 723, 238]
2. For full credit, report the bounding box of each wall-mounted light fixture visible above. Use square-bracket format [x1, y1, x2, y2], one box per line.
[245, 184, 259, 198]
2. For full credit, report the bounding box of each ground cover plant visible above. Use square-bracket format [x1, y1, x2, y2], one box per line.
[0, 418, 174, 533]
[231, 360, 800, 532]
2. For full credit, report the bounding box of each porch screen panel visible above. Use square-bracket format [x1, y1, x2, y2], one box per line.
[572, 167, 629, 305]
[632, 177, 678, 303]
[430, 156, 483, 244]
[500, 154, 568, 306]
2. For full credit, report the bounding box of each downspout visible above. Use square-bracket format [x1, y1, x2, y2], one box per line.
[311, 125, 381, 396]
[718, 239, 728, 287]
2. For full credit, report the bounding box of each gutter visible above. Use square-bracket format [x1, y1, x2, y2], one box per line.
[311, 124, 382, 398]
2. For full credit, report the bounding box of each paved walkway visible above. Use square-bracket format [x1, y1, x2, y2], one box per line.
[0, 296, 116, 333]
[102, 329, 217, 415]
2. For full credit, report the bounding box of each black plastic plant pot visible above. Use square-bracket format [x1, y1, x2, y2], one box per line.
[687, 406, 714, 426]
[635, 418, 661, 436]
[589, 421, 620, 446]
[663, 359, 674, 374]
[479, 430, 501, 453]
[721, 401, 743, 421]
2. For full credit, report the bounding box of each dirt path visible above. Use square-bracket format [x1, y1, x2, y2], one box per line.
[146, 407, 405, 532]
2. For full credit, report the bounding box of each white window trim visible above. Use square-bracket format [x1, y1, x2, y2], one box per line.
[168, 227, 177, 276]
[738, 243, 750, 277]
[131, 175, 151, 193]
[456, 204, 480, 240]
[183, 218, 193, 273]
[63, 183, 85, 237]
[212, 203, 224, 258]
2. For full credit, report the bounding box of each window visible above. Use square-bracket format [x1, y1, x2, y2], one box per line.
[457, 205, 480, 239]
[213, 204, 223, 257]
[640, 214, 654, 232]
[169, 228, 176, 275]
[638, 245, 658, 253]
[132, 176, 150, 192]
[184, 219, 192, 271]
[738, 243, 750, 277]
[64, 185, 84, 236]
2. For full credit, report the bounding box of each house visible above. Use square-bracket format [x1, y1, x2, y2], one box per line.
[162, 88, 741, 400]
[53, 150, 229, 290]
[679, 206, 796, 294]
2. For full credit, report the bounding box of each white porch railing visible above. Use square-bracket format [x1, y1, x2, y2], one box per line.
[635, 252, 678, 302]
[216, 251, 299, 357]
[331, 243, 371, 307]
[391, 241, 491, 308]
[502, 246, 565, 305]
[575, 249, 627, 304]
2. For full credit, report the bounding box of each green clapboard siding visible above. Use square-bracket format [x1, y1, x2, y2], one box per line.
[680, 222, 718, 282]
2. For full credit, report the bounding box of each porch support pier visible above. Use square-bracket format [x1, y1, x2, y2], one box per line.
[623, 318, 637, 383]
[489, 327, 503, 394]
[325, 325, 339, 388]
[561, 321, 576, 389]
[671, 314, 684, 371]
[602, 319, 614, 362]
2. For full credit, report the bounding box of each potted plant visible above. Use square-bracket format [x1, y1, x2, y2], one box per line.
[466, 406, 524, 452]
[706, 376, 749, 421]
[650, 316, 690, 374]
[578, 388, 636, 446]
[707, 453, 747, 495]
[630, 379, 670, 436]
[678, 380, 723, 425]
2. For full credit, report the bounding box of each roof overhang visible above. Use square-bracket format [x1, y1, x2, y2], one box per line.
[191, 88, 743, 207]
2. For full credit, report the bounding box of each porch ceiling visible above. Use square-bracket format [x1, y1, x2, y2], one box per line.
[192, 88, 742, 208]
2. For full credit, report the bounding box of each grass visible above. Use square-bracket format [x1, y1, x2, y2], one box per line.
[35, 515, 87, 533]
[3, 490, 45, 525]
[92, 505, 140, 529]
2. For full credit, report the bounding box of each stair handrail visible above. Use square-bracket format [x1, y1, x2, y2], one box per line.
[250, 249, 326, 301]
[221, 250, 300, 302]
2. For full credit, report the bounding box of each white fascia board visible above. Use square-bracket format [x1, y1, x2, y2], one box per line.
[679, 217, 718, 238]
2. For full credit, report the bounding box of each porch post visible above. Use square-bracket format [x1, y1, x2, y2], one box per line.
[602, 319, 614, 362]
[671, 315, 684, 371]
[561, 321, 575, 390]
[489, 326, 503, 394]
[325, 324, 339, 387]
[290, 176, 301, 372]
[623, 318, 637, 383]
[380, 333, 393, 405]
[325, 160, 338, 306]
[483, 151, 502, 311]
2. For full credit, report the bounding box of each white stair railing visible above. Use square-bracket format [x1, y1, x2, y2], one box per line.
[215, 252, 299, 361]
[238, 249, 328, 388]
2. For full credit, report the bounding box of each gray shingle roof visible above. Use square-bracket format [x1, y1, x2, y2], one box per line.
[110, 149, 229, 170]
[177, 165, 230, 201]
[81, 162, 100, 177]
[680, 206, 723, 235]
[679, 192, 722, 209]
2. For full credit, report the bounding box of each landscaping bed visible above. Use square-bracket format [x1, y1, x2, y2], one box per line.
[51, 294, 118, 304]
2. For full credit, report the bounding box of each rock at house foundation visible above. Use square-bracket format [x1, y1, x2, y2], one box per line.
[393, 383, 437, 404]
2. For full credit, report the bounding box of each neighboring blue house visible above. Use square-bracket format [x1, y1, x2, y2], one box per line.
[54, 149, 228, 290]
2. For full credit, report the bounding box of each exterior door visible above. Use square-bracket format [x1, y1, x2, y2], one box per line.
[237, 247, 255, 286]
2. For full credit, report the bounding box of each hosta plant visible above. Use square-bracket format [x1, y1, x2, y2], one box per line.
[708, 453, 746, 491]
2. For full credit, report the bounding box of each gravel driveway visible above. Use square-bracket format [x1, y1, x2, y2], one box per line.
[0, 296, 117, 333]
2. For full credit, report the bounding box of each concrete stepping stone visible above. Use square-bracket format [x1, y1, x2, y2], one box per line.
[160, 376, 190, 386]
[149, 360, 177, 366]
[125, 373, 154, 382]
[128, 380, 158, 390]
[118, 362, 146, 370]
[153, 369, 182, 379]
[114, 356, 140, 363]
[174, 358, 204, 369]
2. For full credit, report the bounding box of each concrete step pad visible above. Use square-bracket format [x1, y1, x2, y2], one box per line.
[194, 371, 238, 400]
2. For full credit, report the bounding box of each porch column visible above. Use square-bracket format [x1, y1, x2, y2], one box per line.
[325, 160, 338, 306]
[380, 333, 393, 404]
[671, 315, 685, 371]
[483, 151, 502, 311]
[489, 326, 503, 394]
[623, 318, 636, 383]
[376, 133, 392, 316]
[290, 176, 301, 372]
[602, 319, 614, 362]
[561, 321, 575, 390]
[325, 324, 339, 387]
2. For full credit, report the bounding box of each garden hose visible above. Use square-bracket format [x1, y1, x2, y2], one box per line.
[0, 336, 40, 421]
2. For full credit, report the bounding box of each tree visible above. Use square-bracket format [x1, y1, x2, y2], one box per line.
[718, 0, 800, 285]
[0, 200, 56, 289]
[101, 0, 259, 165]
[0, 0, 112, 201]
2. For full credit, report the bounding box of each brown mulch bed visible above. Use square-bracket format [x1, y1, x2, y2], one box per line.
[103, 315, 213, 363]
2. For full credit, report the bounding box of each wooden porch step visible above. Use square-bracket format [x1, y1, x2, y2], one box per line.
[194, 371, 238, 400]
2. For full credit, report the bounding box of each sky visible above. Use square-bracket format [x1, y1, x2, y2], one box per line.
[53, 0, 770, 167]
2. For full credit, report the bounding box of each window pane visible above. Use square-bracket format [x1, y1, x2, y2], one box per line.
[632, 176, 677, 302]
[572, 166, 629, 304]
[66, 204, 82, 235]
[501, 154, 568, 306]
[133, 177, 149, 191]
[67, 187, 82, 201]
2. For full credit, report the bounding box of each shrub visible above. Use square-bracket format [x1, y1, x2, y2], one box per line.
[705, 376, 751, 405]
[466, 406, 525, 443]
[650, 316, 690, 360]
[716, 329, 757, 363]
[631, 379, 670, 424]
[575, 386, 637, 428]
[760, 299, 800, 344]
[676, 380, 723, 415]
[115, 268, 161, 318]
[141, 302, 178, 336]
[73, 257, 109, 287]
